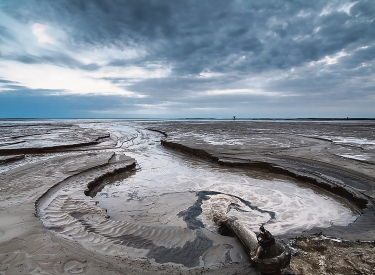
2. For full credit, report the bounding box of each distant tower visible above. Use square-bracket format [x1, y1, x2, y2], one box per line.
[233, 116, 236, 121]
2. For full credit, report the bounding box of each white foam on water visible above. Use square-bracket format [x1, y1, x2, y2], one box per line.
[199, 178, 358, 235]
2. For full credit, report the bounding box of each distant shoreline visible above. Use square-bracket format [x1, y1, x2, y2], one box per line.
[0, 117, 374, 121]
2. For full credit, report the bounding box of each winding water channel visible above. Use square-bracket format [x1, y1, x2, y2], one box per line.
[1, 119, 374, 274]
[2, 119, 372, 273]
[87, 121, 357, 237]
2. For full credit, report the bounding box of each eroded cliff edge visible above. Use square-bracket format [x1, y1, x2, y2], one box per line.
[148, 120, 375, 241]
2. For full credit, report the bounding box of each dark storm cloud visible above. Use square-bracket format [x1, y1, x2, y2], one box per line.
[339, 46, 375, 68]
[1, 0, 375, 117]
[350, 0, 375, 17]
[3, 0, 374, 75]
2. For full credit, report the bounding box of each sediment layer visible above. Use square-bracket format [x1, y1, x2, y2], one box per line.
[147, 120, 375, 241]
[161, 140, 370, 209]
[0, 123, 112, 155]
[1, 120, 374, 275]
[0, 154, 24, 164]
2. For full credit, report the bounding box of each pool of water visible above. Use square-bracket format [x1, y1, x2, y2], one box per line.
[88, 122, 358, 236]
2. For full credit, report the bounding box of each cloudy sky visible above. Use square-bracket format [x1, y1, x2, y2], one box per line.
[0, 0, 374, 118]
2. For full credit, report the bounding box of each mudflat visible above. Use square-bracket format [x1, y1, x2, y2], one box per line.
[0, 119, 374, 274]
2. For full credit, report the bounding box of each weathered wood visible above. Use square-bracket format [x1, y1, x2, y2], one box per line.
[222, 217, 258, 254]
[220, 217, 291, 274]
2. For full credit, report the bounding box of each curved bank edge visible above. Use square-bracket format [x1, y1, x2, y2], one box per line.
[160, 139, 375, 240]
[35, 151, 255, 273]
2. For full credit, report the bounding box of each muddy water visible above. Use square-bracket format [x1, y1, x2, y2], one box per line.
[1, 120, 372, 274]
[88, 122, 358, 236]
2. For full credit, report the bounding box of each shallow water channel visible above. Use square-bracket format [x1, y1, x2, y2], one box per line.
[89, 121, 358, 236]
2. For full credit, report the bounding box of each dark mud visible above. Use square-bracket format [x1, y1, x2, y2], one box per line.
[84, 156, 137, 197]
[0, 154, 24, 164]
[79, 215, 215, 268]
[1, 119, 375, 275]
[148, 120, 375, 241]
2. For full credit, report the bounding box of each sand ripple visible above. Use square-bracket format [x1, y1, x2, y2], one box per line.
[36, 152, 228, 268]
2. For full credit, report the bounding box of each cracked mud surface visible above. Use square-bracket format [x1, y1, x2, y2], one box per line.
[0, 119, 374, 274]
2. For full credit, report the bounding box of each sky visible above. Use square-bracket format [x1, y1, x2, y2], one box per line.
[0, 0, 374, 118]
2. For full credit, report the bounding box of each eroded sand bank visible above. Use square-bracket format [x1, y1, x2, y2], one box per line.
[0, 120, 374, 274]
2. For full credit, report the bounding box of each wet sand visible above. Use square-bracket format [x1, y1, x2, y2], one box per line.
[149, 121, 375, 235]
[0, 119, 374, 274]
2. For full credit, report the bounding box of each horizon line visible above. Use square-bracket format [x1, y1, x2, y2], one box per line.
[1, 117, 375, 121]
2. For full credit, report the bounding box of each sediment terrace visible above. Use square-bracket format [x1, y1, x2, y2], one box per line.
[0, 122, 114, 156]
[0, 120, 374, 275]
[148, 121, 375, 240]
[0, 122, 256, 274]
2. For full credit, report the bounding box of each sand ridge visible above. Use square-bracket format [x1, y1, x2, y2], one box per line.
[0, 122, 257, 274]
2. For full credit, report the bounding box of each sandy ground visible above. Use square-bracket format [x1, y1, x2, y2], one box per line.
[0, 120, 374, 274]
[0, 121, 255, 274]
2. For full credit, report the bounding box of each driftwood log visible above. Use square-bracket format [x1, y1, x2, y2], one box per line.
[218, 217, 291, 274]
